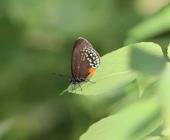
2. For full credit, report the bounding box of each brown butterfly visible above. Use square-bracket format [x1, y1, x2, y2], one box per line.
[71, 37, 100, 84]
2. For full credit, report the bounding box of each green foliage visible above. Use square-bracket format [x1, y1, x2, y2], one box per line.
[73, 43, 170, 139]
[80, 98, 162, 140]
[67, 42, 165, 95]
[1, 1, 170, 140]
[125, 4, 170, 45]
[130, 46, 166, 75]
[66, 42, 169, 140]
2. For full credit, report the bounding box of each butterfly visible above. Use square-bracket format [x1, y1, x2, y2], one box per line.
[70, 37, 100, 84]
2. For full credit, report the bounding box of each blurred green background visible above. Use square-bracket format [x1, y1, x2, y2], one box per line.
[0, 0, 169, 140]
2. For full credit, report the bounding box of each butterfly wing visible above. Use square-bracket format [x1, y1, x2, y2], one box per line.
[71, 37, 100, 83]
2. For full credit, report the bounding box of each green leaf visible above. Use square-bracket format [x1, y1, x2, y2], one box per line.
[135, 76, 158, 98]
[129, 43, 166, 97]
[142, 136, 163, 140]
[80, 98, 162, 140]
[156, 63, 170, 139]
[125, 5, 170, 44]
[130, 47, 166, 75]
[66, 42, 164, 96]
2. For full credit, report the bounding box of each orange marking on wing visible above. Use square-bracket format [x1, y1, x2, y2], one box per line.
[88, 67, 96, 77]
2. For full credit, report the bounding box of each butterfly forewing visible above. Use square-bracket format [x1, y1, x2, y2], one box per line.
[71, 37, 100, 84]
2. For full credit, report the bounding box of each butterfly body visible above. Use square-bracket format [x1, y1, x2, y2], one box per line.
[71, 37, 100, 84]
